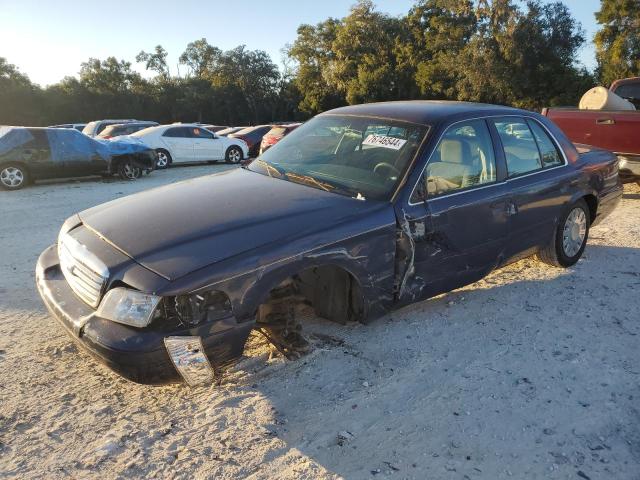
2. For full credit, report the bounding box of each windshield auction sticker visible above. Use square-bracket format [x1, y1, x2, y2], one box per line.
[362, 134, 407, 150]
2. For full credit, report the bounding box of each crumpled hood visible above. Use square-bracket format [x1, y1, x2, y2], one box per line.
[79, 168, 382, 280]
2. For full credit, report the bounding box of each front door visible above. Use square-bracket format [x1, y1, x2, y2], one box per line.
[161, 127, 195, 163]
[191, 127, 223, 161]
[397, 118, 511, 302]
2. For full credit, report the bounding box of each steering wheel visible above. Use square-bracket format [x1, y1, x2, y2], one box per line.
[373, 162, 401, 178]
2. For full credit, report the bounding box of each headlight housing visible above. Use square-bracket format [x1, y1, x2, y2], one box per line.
[96, 288, 161, 328]
[159, 291, 233, 328]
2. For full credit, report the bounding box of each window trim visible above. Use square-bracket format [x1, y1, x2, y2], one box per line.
[526, 118, 563, 169]
[491, 116, 544, 179]
[419, 118, 499, 200]
[407, 114, 568, 206]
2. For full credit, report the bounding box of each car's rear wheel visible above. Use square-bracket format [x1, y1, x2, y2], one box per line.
[118, 160, 142, 181]
[537, 199, 590, 268]
[156, 149, 171, 169]
[0, 164, 29, 190]
[225, 146, 243, 164]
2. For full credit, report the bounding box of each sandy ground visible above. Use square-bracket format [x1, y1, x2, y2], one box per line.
[1, 166, 639, 480]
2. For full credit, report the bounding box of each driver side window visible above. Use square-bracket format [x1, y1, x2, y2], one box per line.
[421, 119, 497, 199]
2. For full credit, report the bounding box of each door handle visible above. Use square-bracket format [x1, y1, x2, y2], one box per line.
[596, 118, 615, 125]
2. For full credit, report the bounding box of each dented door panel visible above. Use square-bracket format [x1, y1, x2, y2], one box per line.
[395, 183, 510, 302]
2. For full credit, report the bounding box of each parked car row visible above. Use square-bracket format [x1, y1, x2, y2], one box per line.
[131, 124, 249, 167]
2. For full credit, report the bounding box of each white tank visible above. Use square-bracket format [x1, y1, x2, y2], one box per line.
[579, 86, 636, 111]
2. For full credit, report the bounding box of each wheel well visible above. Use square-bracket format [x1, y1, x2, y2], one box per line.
[1, 161, 30, 173]
[258, 265, 365, 325]
[112, 154, 130, 168]
[583, 194, 597, 224]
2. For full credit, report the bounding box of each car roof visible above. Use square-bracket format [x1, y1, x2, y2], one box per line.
[321, 101, 525, 126]
[233, 125, 270, 134]
[105, 122, 156, 128]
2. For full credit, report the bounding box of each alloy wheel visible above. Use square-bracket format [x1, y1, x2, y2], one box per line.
[229, 148, 241, 163]
[0, 167, 24, 188]
[562, 207, 587, 257]
[122, 163, 140, 180]
[157, 152, 168, 168]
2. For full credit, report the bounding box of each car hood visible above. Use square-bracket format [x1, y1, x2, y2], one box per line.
[79, 168, 384, 280]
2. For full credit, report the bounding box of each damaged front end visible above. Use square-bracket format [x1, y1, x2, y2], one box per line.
[36, 242, 253, 387]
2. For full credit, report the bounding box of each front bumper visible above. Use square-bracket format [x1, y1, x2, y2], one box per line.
[618, 155, 640, 182]
[36, 245, 253, 385]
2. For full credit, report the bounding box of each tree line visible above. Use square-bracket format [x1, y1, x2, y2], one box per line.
[1, 0, 638, 127]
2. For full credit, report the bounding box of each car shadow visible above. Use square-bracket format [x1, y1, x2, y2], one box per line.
[230, 244, 640, 478]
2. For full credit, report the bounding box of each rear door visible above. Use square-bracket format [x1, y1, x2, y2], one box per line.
[400, 118, 511, 301]
[23, 129, 58, 178]
[490, 116, 570, 262]
[161, 127, 194, 162]
[191, 127, 223, 161]
[48, 129, 107, 177]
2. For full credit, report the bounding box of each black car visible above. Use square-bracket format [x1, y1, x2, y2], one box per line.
[0, 127, 157, 190]
[36, 101, 622, 385]
[228, 125, 272, 157]
[97, 121, 159, 139]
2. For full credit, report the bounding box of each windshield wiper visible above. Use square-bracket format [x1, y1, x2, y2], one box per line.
[255, 159, 287, 177]
[285, 172, 335, 192]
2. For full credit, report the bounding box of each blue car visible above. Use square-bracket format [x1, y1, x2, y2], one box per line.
[36, 101, 622, 385]
[0, 126, 156, 190]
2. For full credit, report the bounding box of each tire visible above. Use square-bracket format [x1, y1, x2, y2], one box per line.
[118, 160, 142, 181]
[225, 146, 243, 164]
[0, 163, 29, 190]
[537, 199, 590, 268]
[155, 149, 171, 169]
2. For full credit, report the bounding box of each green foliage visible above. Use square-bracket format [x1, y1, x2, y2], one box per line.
[288, 0, 593, 112]
[0, 40, 302, 126]
[595, 0, 640, 85]
[0, 58, 43, 125]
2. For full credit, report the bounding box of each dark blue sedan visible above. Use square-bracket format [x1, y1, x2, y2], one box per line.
[36, 101, 623, 385]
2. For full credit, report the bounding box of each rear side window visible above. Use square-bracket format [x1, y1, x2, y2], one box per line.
[527, 120, 562, 167]
[614, 83, 640, 104]
[492, 118, 542, 177]
[267, 127, 287, 137]
[421, 119, 497, 198]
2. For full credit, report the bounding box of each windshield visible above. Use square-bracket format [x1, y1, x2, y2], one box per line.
[248, 115, 429, 201]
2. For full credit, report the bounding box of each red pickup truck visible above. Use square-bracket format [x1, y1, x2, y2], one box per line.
[542, 77, 640, 184]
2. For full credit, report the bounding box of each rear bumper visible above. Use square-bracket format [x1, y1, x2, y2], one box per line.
[593, 184, 624, 227]
[36, 245, 253, 385]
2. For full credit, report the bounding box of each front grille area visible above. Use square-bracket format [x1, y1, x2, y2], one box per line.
[58, 233, 108, 308]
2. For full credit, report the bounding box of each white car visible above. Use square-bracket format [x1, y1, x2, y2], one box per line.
[131, 124, 249, 168]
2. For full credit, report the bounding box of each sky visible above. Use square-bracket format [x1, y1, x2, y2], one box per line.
[0, 0, 602, 87]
